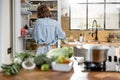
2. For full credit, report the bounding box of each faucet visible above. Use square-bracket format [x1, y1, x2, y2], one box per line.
[91, 20, 98, 41]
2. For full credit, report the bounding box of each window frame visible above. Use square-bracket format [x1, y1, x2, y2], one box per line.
[69, 0, 120, 30]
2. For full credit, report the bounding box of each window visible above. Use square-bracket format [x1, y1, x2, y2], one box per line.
[71, 4, 86, 30]
[70, 0, 120, 30]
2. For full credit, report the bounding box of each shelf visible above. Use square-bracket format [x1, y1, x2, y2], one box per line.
[21, 9, 32, 15]
[30, 8, 57, 12]
[24, 50, 36, 52]
[49, 9, 57, 11]
[30, 17, 37, 19]
[21, 1, 32, 7]
[30, 18, 37, 20]
[19, 36, 33, 39]
[21, 1, 32, 15]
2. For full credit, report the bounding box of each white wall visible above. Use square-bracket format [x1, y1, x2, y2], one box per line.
[0, 0, 12, 64]
[0, 0, 3, 65]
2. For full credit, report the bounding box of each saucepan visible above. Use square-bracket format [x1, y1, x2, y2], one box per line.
[83, 44, 109, 63]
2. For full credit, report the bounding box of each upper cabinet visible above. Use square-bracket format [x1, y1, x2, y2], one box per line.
[70, 0, 120, 30]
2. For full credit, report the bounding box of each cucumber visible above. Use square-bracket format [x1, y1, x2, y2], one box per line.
[12, 65, 19, 74]
[10, 67, 16, 75]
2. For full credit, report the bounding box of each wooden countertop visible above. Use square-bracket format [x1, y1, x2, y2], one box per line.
[0, 68, 120, 80]
[0, 69, 73, 80]
[1, 60, 120, 80]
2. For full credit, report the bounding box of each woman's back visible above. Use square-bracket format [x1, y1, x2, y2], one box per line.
[34, 18, 63, 45]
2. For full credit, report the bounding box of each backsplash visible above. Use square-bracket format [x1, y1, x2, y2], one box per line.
[107, 32, 120, 42]
[61, 16, 120, 42]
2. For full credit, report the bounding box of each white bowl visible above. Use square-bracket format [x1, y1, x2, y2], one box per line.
[22, 61, 36, 70]
[51, 61, 73, 72]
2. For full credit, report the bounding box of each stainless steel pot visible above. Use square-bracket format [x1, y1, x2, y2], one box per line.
[84, 49, 108, 63]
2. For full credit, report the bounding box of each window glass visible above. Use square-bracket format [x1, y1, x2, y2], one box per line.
[77, 0, 87, 3]
[106, 4, 120, 29]
[70, 4, 86, 30]
[88, 4, 104, 29]
[70, 0, 87, 3]
[76, 0, 87, 3]
[88, 0, 104, 2]
[106, 0, 120, 2]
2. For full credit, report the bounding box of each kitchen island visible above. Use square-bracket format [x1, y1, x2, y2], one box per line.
[0, 68, 73, 80]
[0, 42, 120, 80]
[0, 68, 120, 80]
[1, 61, 120, 80]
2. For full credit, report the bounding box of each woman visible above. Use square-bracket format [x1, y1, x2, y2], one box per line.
[33, 5, 66, 55]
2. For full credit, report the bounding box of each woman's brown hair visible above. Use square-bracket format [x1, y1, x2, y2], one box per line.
[37, 4, 51, 18]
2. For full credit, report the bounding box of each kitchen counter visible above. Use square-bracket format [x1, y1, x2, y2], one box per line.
[0, 67, 120, 80]
[0, 68, 73, 80]
[61, 41, 120, 47]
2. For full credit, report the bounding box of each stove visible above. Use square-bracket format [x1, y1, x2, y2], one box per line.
[80, 56, 120, 72]
[73, 47, 120, 72]
[83, 62, 106, 71]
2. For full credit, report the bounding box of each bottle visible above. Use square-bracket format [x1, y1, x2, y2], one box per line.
[21, 27, 26, 37]
[79, 34, 84, 43]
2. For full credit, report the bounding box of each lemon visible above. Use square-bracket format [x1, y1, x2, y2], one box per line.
[58, 56, 65, 63]
[56, 58, 61, 63]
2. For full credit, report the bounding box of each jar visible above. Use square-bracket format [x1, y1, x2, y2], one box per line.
[79, 34, 84, 42]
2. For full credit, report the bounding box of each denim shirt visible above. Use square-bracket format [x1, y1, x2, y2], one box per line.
[33, 18, 66, 55]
